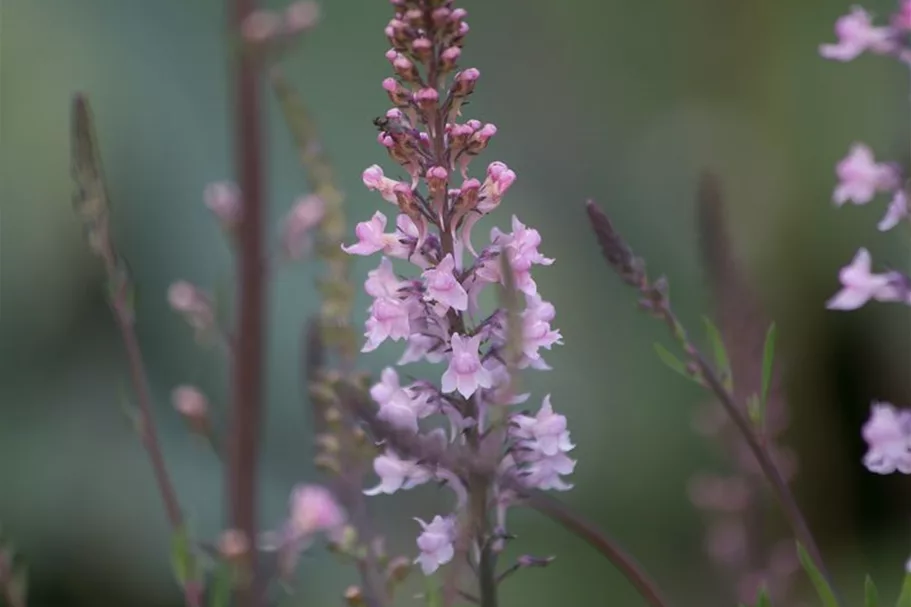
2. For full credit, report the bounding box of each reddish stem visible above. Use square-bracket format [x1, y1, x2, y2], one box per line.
[228, 1, 267, 605]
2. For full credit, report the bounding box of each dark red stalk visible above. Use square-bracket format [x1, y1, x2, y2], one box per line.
[228, 1, 267, 605]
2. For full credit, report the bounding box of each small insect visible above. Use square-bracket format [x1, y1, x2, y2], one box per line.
[373, 115, 391, 132]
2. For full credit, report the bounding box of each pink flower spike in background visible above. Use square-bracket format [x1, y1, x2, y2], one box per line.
[819, 7, 895, 61]
[832, 144, 899, 206]
[878, 189, 909, 231]
[826, 248, 900, 310]
[862, 403, 911, 474]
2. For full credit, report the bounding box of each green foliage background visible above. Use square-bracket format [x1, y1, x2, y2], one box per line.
[1, 0, 910, 605]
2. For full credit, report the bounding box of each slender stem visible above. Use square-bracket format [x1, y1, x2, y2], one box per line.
[585, 200, 839, 604]
[112, 282, 183, 529]
[525, 491, 671, 607]
[228, 1, 267, 605]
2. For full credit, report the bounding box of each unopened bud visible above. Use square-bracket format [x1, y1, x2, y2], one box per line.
[344, 586, 364, 606]
[385, 556, 412, 583]
[289, 484, 347, 537]
[440, 46, 461, 70]
[241, 10, 283, 44]
[171, 385, 209, 431]
[382, 77, 409, 106]
[452, 68, 480, 97]
[218, 529, 250, 561]
[167, 281, 215, 333]
[204, 182, 242, 227]
[413, 87, 440, 111]
[284, 1, 319, 34]
[411, 37, 432, 59]
[426, 166, 448, 193]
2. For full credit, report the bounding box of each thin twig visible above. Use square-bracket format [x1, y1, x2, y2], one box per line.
[584, 199, 840, 604]
[228, 2, 267, 606]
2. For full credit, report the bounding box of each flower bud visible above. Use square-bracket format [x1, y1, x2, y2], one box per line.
[385, 556, 412, 583]
[171, 385, 209, 432]
[218, 529, 250, 561]
[289, 484, 347, 538]
[452, 68, 480, 97]
[284, 1, 320, 34]
[382, 77, 410, 106]
[440, 46, 461, 70]
[344, 586, 364, 606]
[241, 10, 283, 44]
[167, 281, 215, 334]
[204, 182, 242, 227]
[282, 194, 325, 260]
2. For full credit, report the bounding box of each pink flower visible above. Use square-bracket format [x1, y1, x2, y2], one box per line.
[878, 189, 909, 231]
[423, 254, 468, 312]
[365, 258, 405, 299]
[441, 333, 492, 398]
[414, 515, 456, 575]
[862, 402, 911, 474]
[282, 194, 325, 259]
[167, 281, 214, 332]
[342, 211, 401, 256]
[288, 484, 346, 537]
[826, 248, 901, 310]
[370, 368, 434, 433]
[833, 144, 899, 206]
[518, 294, 563, 369]
[362, 165, 402, 204]
[510, 395, 574, 457]
[364, 451, 433, 495]
[363, 297, 412, 352]
[398, 333, 447, 365]
[819, 7, 895, 62]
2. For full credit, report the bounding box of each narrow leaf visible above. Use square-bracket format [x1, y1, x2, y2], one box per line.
[897, 571, 911, 607]
[702, 316, 732, 390]
[755, 584, 771, 607]
[760, 322, 777, 407]
[170, 526, 194, 587]
[424, 579, 442, 607]
[208, 562, 232, 607]
[653, 343, 691, 381]
[864, 575, 879, 607]
[797, 542, 838, 607]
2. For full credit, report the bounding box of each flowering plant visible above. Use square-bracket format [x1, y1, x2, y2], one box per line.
[5, 1, 904, 607]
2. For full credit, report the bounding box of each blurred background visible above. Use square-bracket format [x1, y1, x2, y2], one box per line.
[2, 0, 910, 605]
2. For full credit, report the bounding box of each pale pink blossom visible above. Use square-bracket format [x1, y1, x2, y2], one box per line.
[878, 189, 909, 231]
[826, 248, 902, 310]
[288, 484, 346, 537]
[511, 395, 574, 457]
[364, 451, 433, 495]
[363, 297, 412, 352]
[362, 165, 402, 204]
[862, 402, 911, 474]
[518, 294, 563, 369]
[365, 257, 405, 299]
[833, 144, 899, 206]
[282, 194, 325, 259]
[819, 7, 895, 62]
[204, 182, 242, 226]
[414, 515, 456, 575]
[423, 254, 468, 312]
[441, 333, 492, 398]
[398, 333, 447, 365]
[343, 211, 403, 256]
[371, 368, 434, 433]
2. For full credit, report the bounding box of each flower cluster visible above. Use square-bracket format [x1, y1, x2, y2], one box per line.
[822, 4, 911, 476]
[343, 0, 572, 577]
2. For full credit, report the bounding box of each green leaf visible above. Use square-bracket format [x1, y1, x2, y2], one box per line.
[896, 571, 911, 607]
[754, 584, 771, 607]
[423, 579, 442, 607]
[760, 322, 777, 408]
[797, 542, 838, 607]
[702, 316, 732, 390]
[170, 526, 195, 588]
[864, 575, 879, 607]
[209, 562, 232, 607]
[653, 343, 691, 380]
